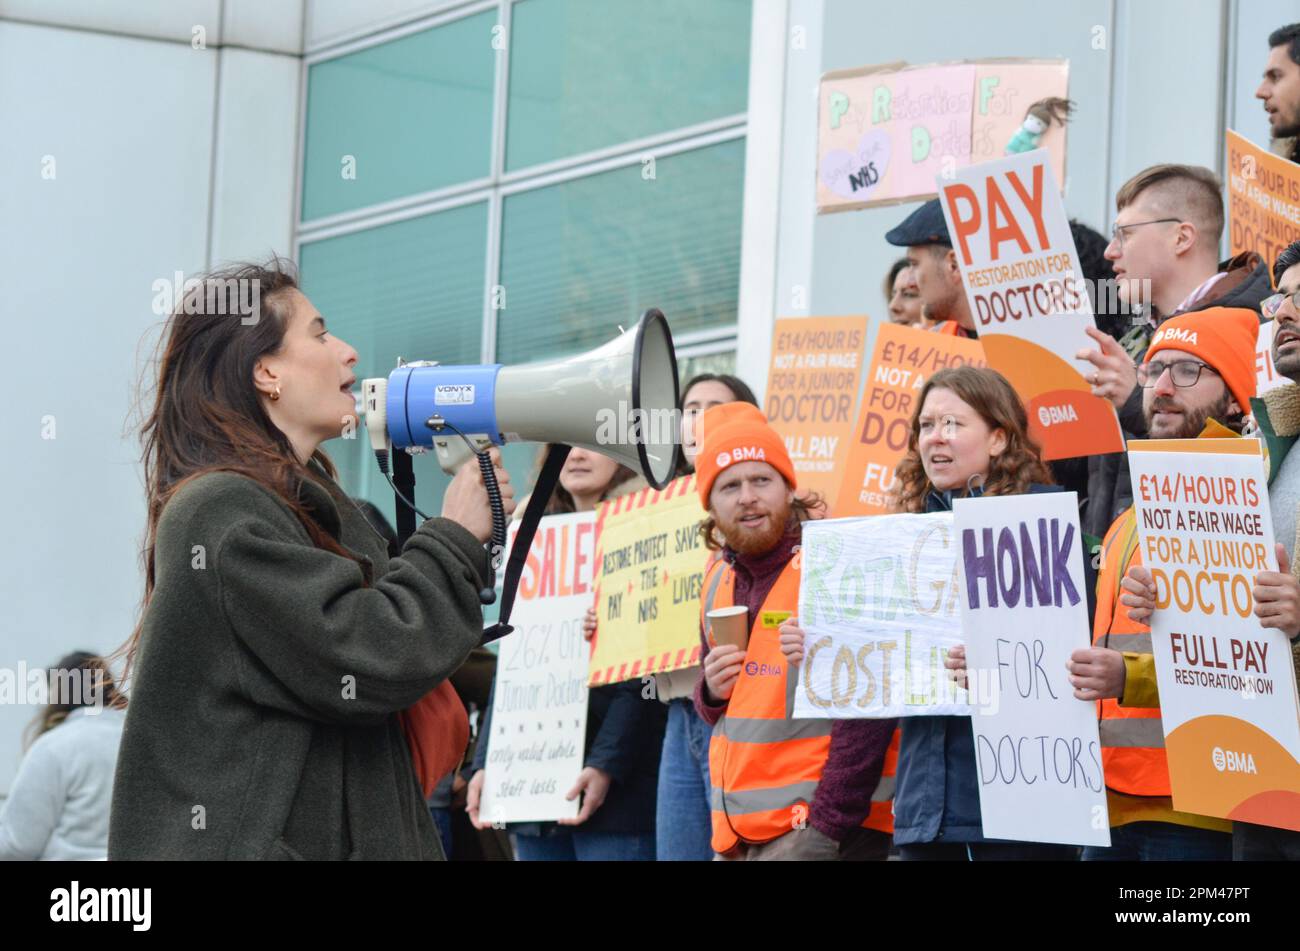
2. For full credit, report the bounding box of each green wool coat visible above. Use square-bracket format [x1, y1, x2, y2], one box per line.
[108, 468, 489, 860]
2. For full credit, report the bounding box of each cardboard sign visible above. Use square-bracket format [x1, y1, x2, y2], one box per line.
[817, 59, 1068, 213]
[837, 323, 986, 516]
[793, 513, 970, 718]
[1128, 438, 1300, 831]
[1226, 130, 1300, 264]
[588, 476, 706, 685]
[481, 512, 594, 825]
[955, 492, 1110, 847]
[764, 317, 869, 512]
[938, 150, 1123, 460]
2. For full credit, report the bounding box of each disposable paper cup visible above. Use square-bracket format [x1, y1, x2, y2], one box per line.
[707, 606, 749, 651]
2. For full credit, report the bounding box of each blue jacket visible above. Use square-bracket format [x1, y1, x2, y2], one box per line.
[893, 483, 1066, 846]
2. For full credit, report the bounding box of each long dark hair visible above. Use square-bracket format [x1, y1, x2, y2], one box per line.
[118, 258, 362, 682]
[24, 652, 126, 751]
[892, 366, 1053, 513]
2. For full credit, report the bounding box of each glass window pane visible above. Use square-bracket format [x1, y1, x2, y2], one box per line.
[505, 0, 751, 171]
[298, 202, 488, 517]
[496, 138, 745, 364]
[302, 10, 497, 220]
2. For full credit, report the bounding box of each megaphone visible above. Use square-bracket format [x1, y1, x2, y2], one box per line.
[361, 308, 680, 488]
[359, 308, 680, 639]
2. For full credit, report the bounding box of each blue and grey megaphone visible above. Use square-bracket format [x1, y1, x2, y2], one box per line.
[360, 308, 680, 489]
[359, 309, 680, 636]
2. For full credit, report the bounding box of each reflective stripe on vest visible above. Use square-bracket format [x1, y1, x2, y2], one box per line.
[1093, 507, 1169, 797]
[702, 557, 896, 849]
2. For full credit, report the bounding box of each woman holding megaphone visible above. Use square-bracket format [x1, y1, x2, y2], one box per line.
[109, 260, 513, 861]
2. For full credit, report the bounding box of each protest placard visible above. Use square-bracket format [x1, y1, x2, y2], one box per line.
[817, 59, 1068, 213]
[1226, 130, 1300, 264]
[764, 317, 869, 512]
[793, 513, 970, 718]
[836, 323, 985, 516]
[1128, 438, 1300, 831]
[955, 492, 1110, 846]
[938, 149, 1124, 460]
[480, 511, 594, 825]
[588, 475, 707, 686]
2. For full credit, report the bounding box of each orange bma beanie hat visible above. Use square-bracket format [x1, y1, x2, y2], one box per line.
[1144, 307, 1260, 414]
[694, 402, 796, 507]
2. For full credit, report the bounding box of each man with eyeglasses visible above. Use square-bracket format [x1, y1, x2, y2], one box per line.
[1067, 306, 1260, 861]
[1233, 239, 1300, 859]
[1074, 164, 1271, 545]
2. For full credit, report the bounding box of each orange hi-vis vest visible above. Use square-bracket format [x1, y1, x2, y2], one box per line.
[1093, 506, 1170, 796]
[702, 556, 898, 853]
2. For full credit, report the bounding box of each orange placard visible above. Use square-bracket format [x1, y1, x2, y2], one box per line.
[763, 317, 869, 511]
[1226, 130, 1300, 266]
[836, 323, 985, 516]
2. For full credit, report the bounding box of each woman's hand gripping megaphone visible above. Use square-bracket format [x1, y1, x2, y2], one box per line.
[441, 447, 516, 545]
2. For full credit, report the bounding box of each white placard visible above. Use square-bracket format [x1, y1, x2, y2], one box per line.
[794, 513, 970, 718]
[481, 511, 594, 824]
[955, 492, 1110, 846]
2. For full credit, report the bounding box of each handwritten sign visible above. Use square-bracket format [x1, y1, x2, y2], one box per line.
[955, 492, 1110, 846]
[837, 323, 985, 516]
[1226, 130, 1300, 263]
[481, 512, 594, 825]
[764, 317, 869, 512]
[794, 513, 969, 718]
[588, 476, 706, 685]
[1128, 438, 1300, 831]
[938, 149, 1123, 460]
[817, 59, 1068, 213]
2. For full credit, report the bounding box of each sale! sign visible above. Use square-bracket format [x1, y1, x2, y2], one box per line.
[938, 150, 1123, 460]
[763, 317, 869, 512]
[837, 323, 985, 516]
[481, 512, 594, 825]
[1128, 438, 1300, 831]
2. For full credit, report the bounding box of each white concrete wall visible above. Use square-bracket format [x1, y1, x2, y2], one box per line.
[0, 5, 299, 794]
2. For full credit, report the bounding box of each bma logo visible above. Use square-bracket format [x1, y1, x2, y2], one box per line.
[1036, 404, 1080, 428]
[745, 661, 783, 676]
[435, 384, 475, 405]
[1211, 746, 1257, 774]
[715, 450, 732, 468]
[1152, 327, 1199, 347]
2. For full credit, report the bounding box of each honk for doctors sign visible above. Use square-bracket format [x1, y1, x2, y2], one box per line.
[938, 149, 1123, 460]
[1128, 438, 1300, 831]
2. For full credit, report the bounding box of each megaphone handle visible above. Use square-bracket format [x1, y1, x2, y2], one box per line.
[482, 443, 572, 644]
[476, 450, 508, 605]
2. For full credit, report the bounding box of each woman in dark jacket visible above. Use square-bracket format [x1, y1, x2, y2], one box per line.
[466, 446, 667, 860]
[108, 260, 512, 860]
[887, 366, 1076, 860]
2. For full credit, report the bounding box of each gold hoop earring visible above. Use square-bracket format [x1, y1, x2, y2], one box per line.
[269, 385, 281, 402]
